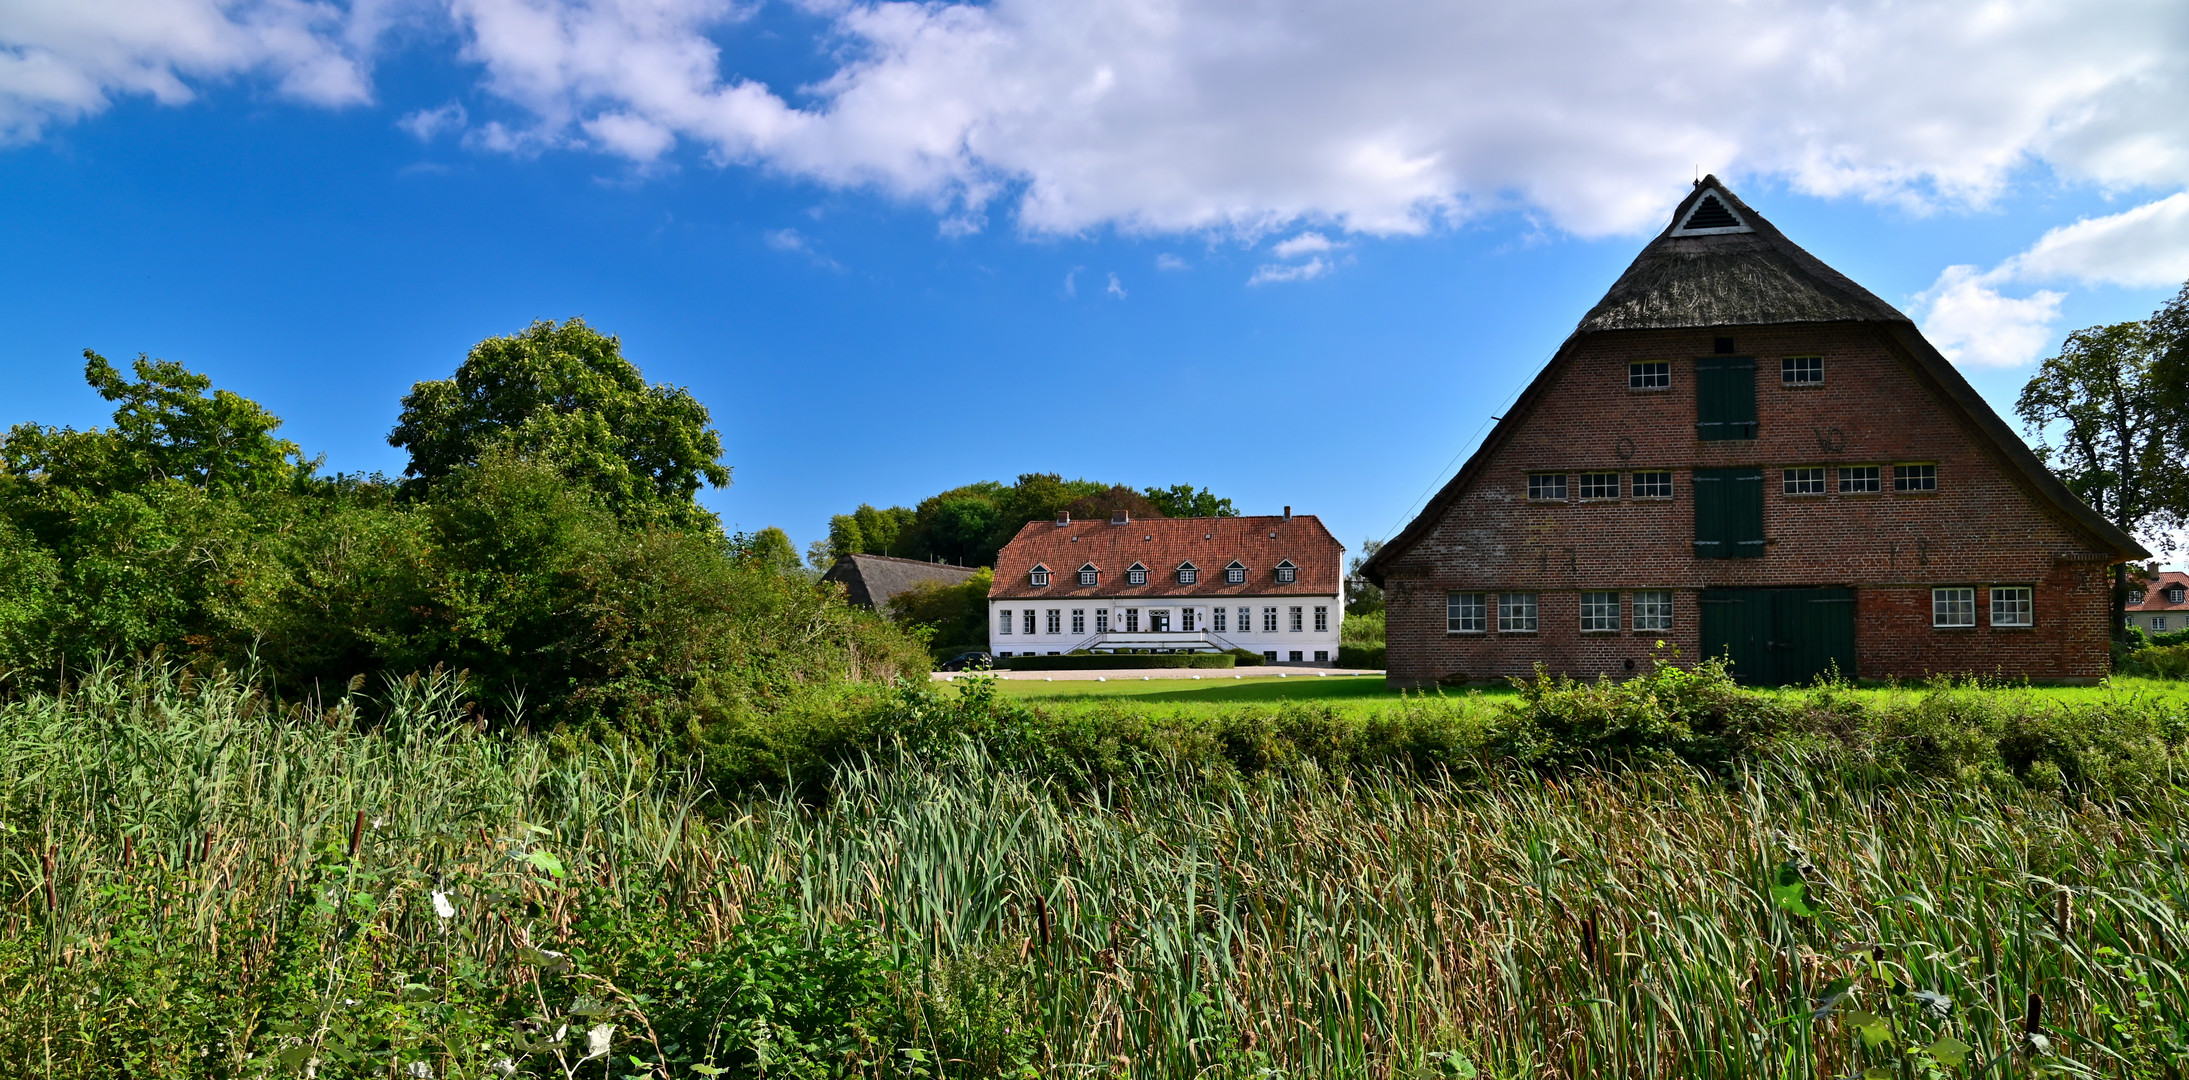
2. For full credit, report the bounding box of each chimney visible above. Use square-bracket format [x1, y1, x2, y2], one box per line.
[1055, 511, 1070, 526]
[1282, 505, 1292, 520]
[1111, 509, 1129, 525]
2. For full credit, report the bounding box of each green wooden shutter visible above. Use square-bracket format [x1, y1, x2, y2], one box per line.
[1693, 469, 1725, 557]
[1727, 467, 1765, 557]
[1695, 358, 1757, 440]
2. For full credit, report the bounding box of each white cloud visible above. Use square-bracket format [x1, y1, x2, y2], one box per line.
[1248, 256, 1330, 285]
[1061, 266, 1078, 296]
[1998, 192, 2189, 288]
[0, 0, 375, 141]
[764, 226, 842, 268]
[1914, 264, 2066, 369]
[1272, 231, 1336, 259]
[1154, 252, 1188, 271]
[398, 100, 466, 140]
[1105, 271, 1125, 298]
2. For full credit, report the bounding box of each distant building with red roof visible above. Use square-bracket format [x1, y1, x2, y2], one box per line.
[989, 507, 1345, 664]
[2126, 571, 2189, 635]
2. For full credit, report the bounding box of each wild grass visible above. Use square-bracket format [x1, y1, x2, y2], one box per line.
[1, 664, 2185, 1077]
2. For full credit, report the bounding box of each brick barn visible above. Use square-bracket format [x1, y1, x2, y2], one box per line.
[1362, 176, 2147, 687]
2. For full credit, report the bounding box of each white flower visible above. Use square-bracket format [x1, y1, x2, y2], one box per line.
[489, 1059, 516, 1077]
[586, 1023, 614, 1059]
[431, 890, 455, 919]
[406, 1063, 435, 1078]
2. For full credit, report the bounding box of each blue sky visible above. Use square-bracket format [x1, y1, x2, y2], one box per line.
[4, 0, 2188, 560]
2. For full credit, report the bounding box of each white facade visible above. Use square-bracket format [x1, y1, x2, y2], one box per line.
[988, 593, 1345, 664]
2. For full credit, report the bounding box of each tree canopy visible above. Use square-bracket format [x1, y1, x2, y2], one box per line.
[389, 319, 730, 530]
[819, 475, 1240, 569]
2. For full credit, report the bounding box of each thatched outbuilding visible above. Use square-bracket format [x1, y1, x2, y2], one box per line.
[821, 553, 979, 613]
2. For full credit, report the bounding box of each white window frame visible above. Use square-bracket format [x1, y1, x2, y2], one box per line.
[1213, 608, 1227, 633]
[1127, 563, 1148, 585]
[1839, 465, 1881, 494]
[998, 610, 1012, 635]
[1580, 591, 1620, 632]
[2156, 616, 2170, 632]
[1633, 591, 1673, 632]
[1447, 592, 1486, 633]
[1629, 361, 1670, 390]
[1989, 586, 2033, 628]
[1029, 565, 1050, 587]
[1783, 467, 1826, 496]
[2170, 586, 2186, 604]
[1238, 606, 1251, 633]
[1022, 610, 1037, 635]
[1781, 356, 1823, 385]
[1932, 587, 1976, 628]
[1123, 608, 1140, 632]
[1275, 560, 1297, 584]
[1071, 609, 1086, 635]
[1225, 561, 1246, 584]
[1182, 607, 1198, 631]
[1498, 592, 1539, 633]
[1095, 609, 1110, 633]
[1045, 609, 1061, 635]
[1632, 471, 1674, 499]
[1895, 463, 1939, 492]
[1527, 473, 1568, 501]
[1288, 606, 1303, 632]
[1078, 564, 1099, 586]
[1313, 605, 1328, 632]
[1263, 607, 1278, 633]
[1578, 472, 1620, 500]
[1177, 562, 1198, 585]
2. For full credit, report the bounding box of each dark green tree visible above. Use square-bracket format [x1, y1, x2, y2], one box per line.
[388, 319, 730, 530]
[2017, 320, 2178, 640]
[1142, 483, 1237, 518]
[1346, 538, 1385, 616]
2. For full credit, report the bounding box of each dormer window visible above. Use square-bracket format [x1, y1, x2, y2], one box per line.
[1127, 562, 1148, 586]
[1029, 564, 1050, 587]
[1078, 563, 1099, 586]
[1224, 560, 1247, 584]
[2170, 586, 2185, 605]
[1275, 560, 1297, 584]
[1177, 562, 1199, 585]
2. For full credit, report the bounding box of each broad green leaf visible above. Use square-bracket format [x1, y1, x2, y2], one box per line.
[525, 850, 566, 878]
[689, 1066, 726, 1077]
[1771, 861, 1823, 917]
[1812, 976, 1855, 1019]
[1927, 1035, 1972, 1068]
[1847, 1009, 1894, 1047]
[277, 1046, 314, 1066]
[1863, 1067, 1896, 1079]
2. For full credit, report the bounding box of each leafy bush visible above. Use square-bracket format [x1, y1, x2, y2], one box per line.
[1225, 648, 1264, 666]
[1002, 653, 1234, 670]
[2120, 642, 2189, 679]
[1335, 643, 1386, 668]
[1493, 653, 1795, 770]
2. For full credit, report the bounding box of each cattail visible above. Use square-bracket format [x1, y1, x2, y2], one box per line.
[348, 810, 365, 859]
[41, 846, 57, 913]
[1034, 892, 1052, 949]
[1579, 909, 1599, 970]
[122, 834, 134, 870]
[2024, 991, 2043, 1036]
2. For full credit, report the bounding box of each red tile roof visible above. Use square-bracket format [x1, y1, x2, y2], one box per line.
[989, 514, 1342, 600]
[2128, 570, 2189, 611]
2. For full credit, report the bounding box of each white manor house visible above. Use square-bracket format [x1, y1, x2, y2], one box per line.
[988, 508, 1345, 664]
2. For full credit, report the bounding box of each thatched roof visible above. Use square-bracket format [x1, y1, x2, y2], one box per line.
[821, 554, 979, 611]
[1361, 177, 2148, 584]
[1578, 177, 1908, 331]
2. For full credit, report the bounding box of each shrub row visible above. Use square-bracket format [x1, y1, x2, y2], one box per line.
[1002, 652, 1236, 670]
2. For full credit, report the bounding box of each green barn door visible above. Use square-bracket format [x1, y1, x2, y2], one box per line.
[1703, 587, 1857, 685]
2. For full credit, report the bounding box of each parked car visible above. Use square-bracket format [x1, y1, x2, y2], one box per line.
[937, 650, 993, 672]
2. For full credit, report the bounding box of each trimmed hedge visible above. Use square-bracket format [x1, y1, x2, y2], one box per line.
[1226, 648, 1266, 666]
[1337, 644, 1387, 669]
[1002, 653, 1237, 671]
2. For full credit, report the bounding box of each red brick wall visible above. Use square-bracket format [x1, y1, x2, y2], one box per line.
[1382, 323, 2117, 685]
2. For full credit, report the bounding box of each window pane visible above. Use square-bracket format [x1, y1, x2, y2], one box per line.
[1632, 471, 1673, 498]
[1263, 607, 1277, 632]
[1498, 593, 1538, 632]
[1990, 587, 2033, 627]
[1581, 591, 1620, 632]
[1781, 356, 1823, 385]
[1447, 592, 1486, 633]
[1783, 467, 1826, 495]
[1895, 464, 1938, 492]
[1629, 362, 1670, 390]
[999, 610, 1012, 634]
[1289, 606, 1303, 632]
[1528, 473, 1568, 500]
[1580, 472, 1620, 499]
[1633, 590, 1674, 632]
[1071, 610, 1085, 634]
[1839, 466, 1880, 493]
[1933, 587, 1975, 627]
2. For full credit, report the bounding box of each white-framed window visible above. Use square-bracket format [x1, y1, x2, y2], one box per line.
[1314, 605, 1328, 632]
[1045, 609, 1061, 635]
[1127, 563, 1148, 585]
[1238, 606, 1251, 633]
[1023, 611, 1037, 635]
[1071, 609, 1086, 635]
[2169, 586, 2185, 604]
[1896, 464, 1938, 492]
[1182, 608, 1198, 631]
[1124, 608, 1140, 632]
[1580, 591, 1620, 632]
[1632, 471, 1673, 499]
[1078, 564, 1099, 586]
[998, 610, 1012, 635]
[1095, 609, 1110, 633]
[1932, 587, 1976, 628]
[1839, 465, 1881, 493]
[1213, 608, 1227, 633]
[1579, 472, 1620, 499]
[1289, 606, 1303, 632]
[1527, 473, 1568, 501]
[1781, 356, 1823, 385]
[1029, 565, 1049, 586]
[1783, 467, 1826, 495]
[1177, 562, 1198, 585]
[1263, 607, 1278, 633]
[1288, 650, 1304, 663]
[2156, 616, 2170, 632]
[1314, 650, 1328, 662]
[1633, 591, 1673, 632]
[1225, 561, 1246, 584]
[1990, 587, 2033, 628]
[1498, 593, 1539, 633]
[1275, 560, 1297, 583]
[1447, 592, 1486, 633]
[1629, 361, 1670, 390]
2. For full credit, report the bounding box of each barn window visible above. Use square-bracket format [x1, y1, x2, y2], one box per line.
[1990, 587, 2033, 628]
[1527, 473, 1568, 501]
[1783, 467, 1826, 495]
[1696, 358, 1758, 440]
[1839, 466, 1881, 494]
[1497, 593, 1538, 633]
[1580, 592, 1621, 632]
[1632, 472, 1674, 499]
[1579, 472, 1620, 499]
[1693, 468, 1765, 559]
[1895, 464, 1938, 492]
[1932, 588, 1976, 628]
[1629, 362, 1670, 390]
[1633, 591, 1674, 631]
[1781, 356, 1824, 385]
[1447, 592, 1486, 633]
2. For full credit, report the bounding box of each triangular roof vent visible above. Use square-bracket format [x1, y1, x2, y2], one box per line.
[1672, 189, 1749, 236]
